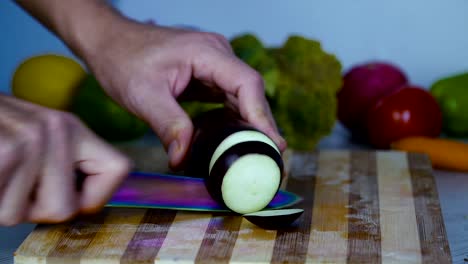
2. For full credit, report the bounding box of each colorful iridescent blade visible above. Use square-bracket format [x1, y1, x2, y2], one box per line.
[107, 172, 302, 212]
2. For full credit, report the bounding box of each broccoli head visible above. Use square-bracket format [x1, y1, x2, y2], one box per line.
[253, 54, 280, 99]
[270, 35, 342, 150]
[230, 33, 265, 66]
[273, 75, 338, 150]
[274, 35, 343, 94]
[228, 34, 343, 151]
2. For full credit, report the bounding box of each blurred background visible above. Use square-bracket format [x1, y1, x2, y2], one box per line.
[1, 0, 468, 93]
[1, 0, 468, 152]
[1, 3, 468, 263]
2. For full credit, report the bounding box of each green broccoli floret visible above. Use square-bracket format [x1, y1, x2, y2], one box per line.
[228, 34, 343, 151]
[271, 35, 343, 150]
[254, 55, 280, 99]
[274, 35, 343, 94]
[230, 33, 265, 66]
[273, 75, 338, 150]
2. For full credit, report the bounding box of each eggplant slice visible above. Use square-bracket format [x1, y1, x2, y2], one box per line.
[243, 208, 304, 229]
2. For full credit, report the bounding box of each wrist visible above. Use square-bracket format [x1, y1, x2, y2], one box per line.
[16, 0, 132, 67]
[59, 2, 126, 63]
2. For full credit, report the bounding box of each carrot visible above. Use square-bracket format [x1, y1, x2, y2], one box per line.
[391, 136, 468, 172]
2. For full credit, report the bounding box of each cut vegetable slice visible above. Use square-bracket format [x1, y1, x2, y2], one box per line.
[244, 208, 304, 229]
[208, 141, 283, 214]
[221, 154, 281, 214]
[209, 130, 280, 173]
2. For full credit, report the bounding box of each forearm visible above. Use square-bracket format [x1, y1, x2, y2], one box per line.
[15, 0, 128, 62]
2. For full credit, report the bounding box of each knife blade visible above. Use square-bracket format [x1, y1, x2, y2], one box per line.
[107, 172, 302, 212]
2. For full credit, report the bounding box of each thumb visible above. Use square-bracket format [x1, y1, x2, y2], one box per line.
[74, 126, 131, 214]
[143, 93, 193, 171]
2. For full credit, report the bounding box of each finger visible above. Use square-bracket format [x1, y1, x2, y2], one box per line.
[208, 32, 233, 54]
[73, 123, 131, 214]
[0, 131, 43, 226]
[225, 93, 239, 111]
[27, 113, 78, 223]
[0, 133, 23, 196]
[139, 89, 194, 170]
[192, 51, 287, 151]
[0, 134, 22, 215]
[224, 91, 285, 151]
[177, 79, 226, 103]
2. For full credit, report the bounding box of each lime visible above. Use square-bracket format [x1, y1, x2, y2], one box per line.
[12, 54, 87, 110]
[71, 74, 149, 142]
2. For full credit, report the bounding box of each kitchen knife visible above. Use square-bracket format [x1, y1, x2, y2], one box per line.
[107, 172, 302, 212]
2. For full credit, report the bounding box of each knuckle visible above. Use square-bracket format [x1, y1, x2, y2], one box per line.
[247, 70, 265, 88]
[0, 141, 18, 159]
[111, 155, 132, 179]
[208, 32, 228, 43]
[60, 112, 80, 124]
[41, 111, 72, 131]
[189, 32, 227, 48]
[18, 123, 44, 147]
[202, 32, 230, 49]
[40, 111, 80, 142]
[193, 31, 214, 40]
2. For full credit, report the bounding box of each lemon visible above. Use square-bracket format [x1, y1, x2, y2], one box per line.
[71, 74, 149, 142]
[11, 54, 87, 110]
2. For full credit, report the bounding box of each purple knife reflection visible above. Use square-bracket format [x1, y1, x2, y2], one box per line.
[108, 172, 302, 212]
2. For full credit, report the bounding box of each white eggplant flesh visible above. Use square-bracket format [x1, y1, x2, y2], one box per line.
[221, 154, 281, 214]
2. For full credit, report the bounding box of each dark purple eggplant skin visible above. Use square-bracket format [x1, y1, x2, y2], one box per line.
[244, 210, 304, 230]
[184, 107, 284, 211]
[184, 108, 256, 178]
[207, 141, 284, 207]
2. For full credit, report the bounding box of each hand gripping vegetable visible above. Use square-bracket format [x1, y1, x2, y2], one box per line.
[185, 108, 284, 214]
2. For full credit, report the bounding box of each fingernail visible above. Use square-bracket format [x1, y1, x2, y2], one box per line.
[168, 140, 180, 159]
[276, 135, 287, 151]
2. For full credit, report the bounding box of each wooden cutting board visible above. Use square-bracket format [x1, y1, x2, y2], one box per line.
[14, 150, 451, 263]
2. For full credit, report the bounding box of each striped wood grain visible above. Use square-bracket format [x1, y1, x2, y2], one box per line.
[14, 151, 451, 264]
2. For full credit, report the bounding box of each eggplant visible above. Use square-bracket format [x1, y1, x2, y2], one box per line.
[243, 208, 304, 229]
[185, 108, 284, 214]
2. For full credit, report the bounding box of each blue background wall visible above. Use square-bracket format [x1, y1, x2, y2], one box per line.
[1, 0, 467, 94]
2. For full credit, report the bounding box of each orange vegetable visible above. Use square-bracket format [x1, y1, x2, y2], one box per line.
[391, 136, 468, 172]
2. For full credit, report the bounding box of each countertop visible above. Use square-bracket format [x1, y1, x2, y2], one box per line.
[1, 124, 467, 264]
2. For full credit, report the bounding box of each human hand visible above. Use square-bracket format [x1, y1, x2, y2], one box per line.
[0, 94, 130, 226]
[83, 21, 286, 170]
